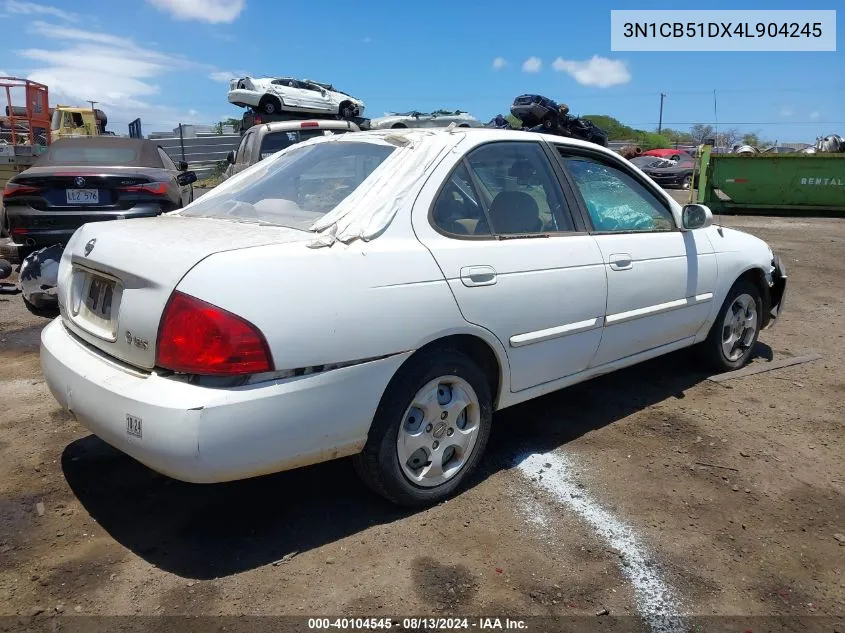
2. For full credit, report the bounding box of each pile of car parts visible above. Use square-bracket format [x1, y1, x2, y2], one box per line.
[485, 94, 609, 147]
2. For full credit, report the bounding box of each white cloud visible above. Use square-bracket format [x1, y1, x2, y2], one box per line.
[3, 0, 77, 21]
[810, 111, 820, 121]
[15, 21, 211, 131]
[522, 57, 542, 73]
[552, 55, 631, 87]
[145, 0, 245, 24]
[208, 69, 249, 82]
[779, 105, 794, 117]
[492, 57, 507, 71]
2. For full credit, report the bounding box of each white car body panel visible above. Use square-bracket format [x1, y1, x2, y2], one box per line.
[40, 128, 781, 484]
[227, 76, 365, 116]
[588, 230, 717, 366]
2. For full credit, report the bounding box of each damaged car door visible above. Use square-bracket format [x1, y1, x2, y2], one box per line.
[413, 140, 607, 392]
[555, 149, 717, 365]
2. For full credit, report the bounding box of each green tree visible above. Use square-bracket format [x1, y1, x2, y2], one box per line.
[635, 131, 673, 150]
[742, 132, 761, 146]
[505, 114, 522, 129]
[583, 115, 635, 140]
[661, 128, 694, 144]
[689, 124, 716, 145]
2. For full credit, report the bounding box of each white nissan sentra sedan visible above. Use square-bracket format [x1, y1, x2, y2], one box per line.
[40, 128, 787, 506]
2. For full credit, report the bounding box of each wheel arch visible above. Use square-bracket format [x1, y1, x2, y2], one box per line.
[394, 332, 508, 410]
[695, 263, 772, 343]
[737, 266, 773, 326]
[258, 94, 282, 110]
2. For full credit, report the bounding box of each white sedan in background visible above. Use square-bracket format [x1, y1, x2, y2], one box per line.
[40, 128, 786, 506]
[370, 110, 484, 130]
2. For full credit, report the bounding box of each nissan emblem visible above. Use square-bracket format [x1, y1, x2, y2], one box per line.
[84, 238, 96, 256]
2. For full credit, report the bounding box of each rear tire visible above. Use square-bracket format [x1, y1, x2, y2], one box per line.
[699, 279, 763, 372]
[258, 96, 281, 115]
[391, 123, 407, 129]
[353, 348, 493, 507]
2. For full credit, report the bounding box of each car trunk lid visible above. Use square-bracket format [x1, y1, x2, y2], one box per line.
[58, 214, 312, 370]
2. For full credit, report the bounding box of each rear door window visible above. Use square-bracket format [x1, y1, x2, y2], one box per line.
[260, 129, 352, 160]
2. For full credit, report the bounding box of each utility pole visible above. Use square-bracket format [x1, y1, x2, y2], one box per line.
[657, 93, 666, 133]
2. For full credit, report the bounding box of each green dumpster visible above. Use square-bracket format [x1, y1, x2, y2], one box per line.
[697, 151, 845, 216]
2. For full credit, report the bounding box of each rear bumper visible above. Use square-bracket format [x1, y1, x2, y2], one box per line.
[228, 89, 263, 108]
[7, 206, 163, 249]
[41, 318, 411, 483]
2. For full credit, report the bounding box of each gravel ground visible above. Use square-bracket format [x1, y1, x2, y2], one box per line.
[0, 214, 842, 631]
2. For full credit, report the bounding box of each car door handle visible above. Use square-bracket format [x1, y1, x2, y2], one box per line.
[460, 266, 497, 287]
[608, 253, 633, 271]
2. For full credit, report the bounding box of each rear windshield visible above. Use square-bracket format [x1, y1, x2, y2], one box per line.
[181, 140, 395, 229]
[259, 129, 350, 159]
[43, 146, 140, 165]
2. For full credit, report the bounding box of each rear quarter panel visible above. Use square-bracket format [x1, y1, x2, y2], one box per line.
[175, 231, 510, 376]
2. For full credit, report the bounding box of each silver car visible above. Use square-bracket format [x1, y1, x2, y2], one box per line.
[370, 110, 483, 130]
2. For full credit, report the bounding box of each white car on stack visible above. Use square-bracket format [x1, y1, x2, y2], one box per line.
[40, 127, 786, 507]
[228, 76, 365, 119]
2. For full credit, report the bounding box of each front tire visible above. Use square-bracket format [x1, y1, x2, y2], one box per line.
[353, 348, 493, 506]
[699, 279, 763, 372]
[339, 101, 357, 119]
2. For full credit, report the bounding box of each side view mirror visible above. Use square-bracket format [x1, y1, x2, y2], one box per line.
[176, 171, 197, 186]
[681, 203, 713, 230]
[177, 160, 189, 171]
[226, 150, 235, 164]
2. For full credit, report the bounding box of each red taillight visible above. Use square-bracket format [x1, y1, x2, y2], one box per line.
[3, 182, 40, 198]
[157, 292, 273, 376]
[254, 114, 262, 124]
[300, 121, 319, 128]
[120, 182, 169, 195]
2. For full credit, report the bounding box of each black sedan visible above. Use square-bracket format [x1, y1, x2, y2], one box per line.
[2, 137, 196, 258]
[639, 157, 699, 190]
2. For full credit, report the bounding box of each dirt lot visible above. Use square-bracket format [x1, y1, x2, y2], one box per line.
[0, 214, 843, 632]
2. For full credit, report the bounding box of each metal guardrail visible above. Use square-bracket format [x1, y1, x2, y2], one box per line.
[154, 134, 240, 179]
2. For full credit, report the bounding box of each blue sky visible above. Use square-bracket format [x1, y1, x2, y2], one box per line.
[1, 0, 842, 142]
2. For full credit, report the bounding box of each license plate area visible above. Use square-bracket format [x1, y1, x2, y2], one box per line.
[66, 189, 99, 204]
[69, 267, 123, 341]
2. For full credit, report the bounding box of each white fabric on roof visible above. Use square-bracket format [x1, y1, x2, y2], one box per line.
[306, 130, 458, 248]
